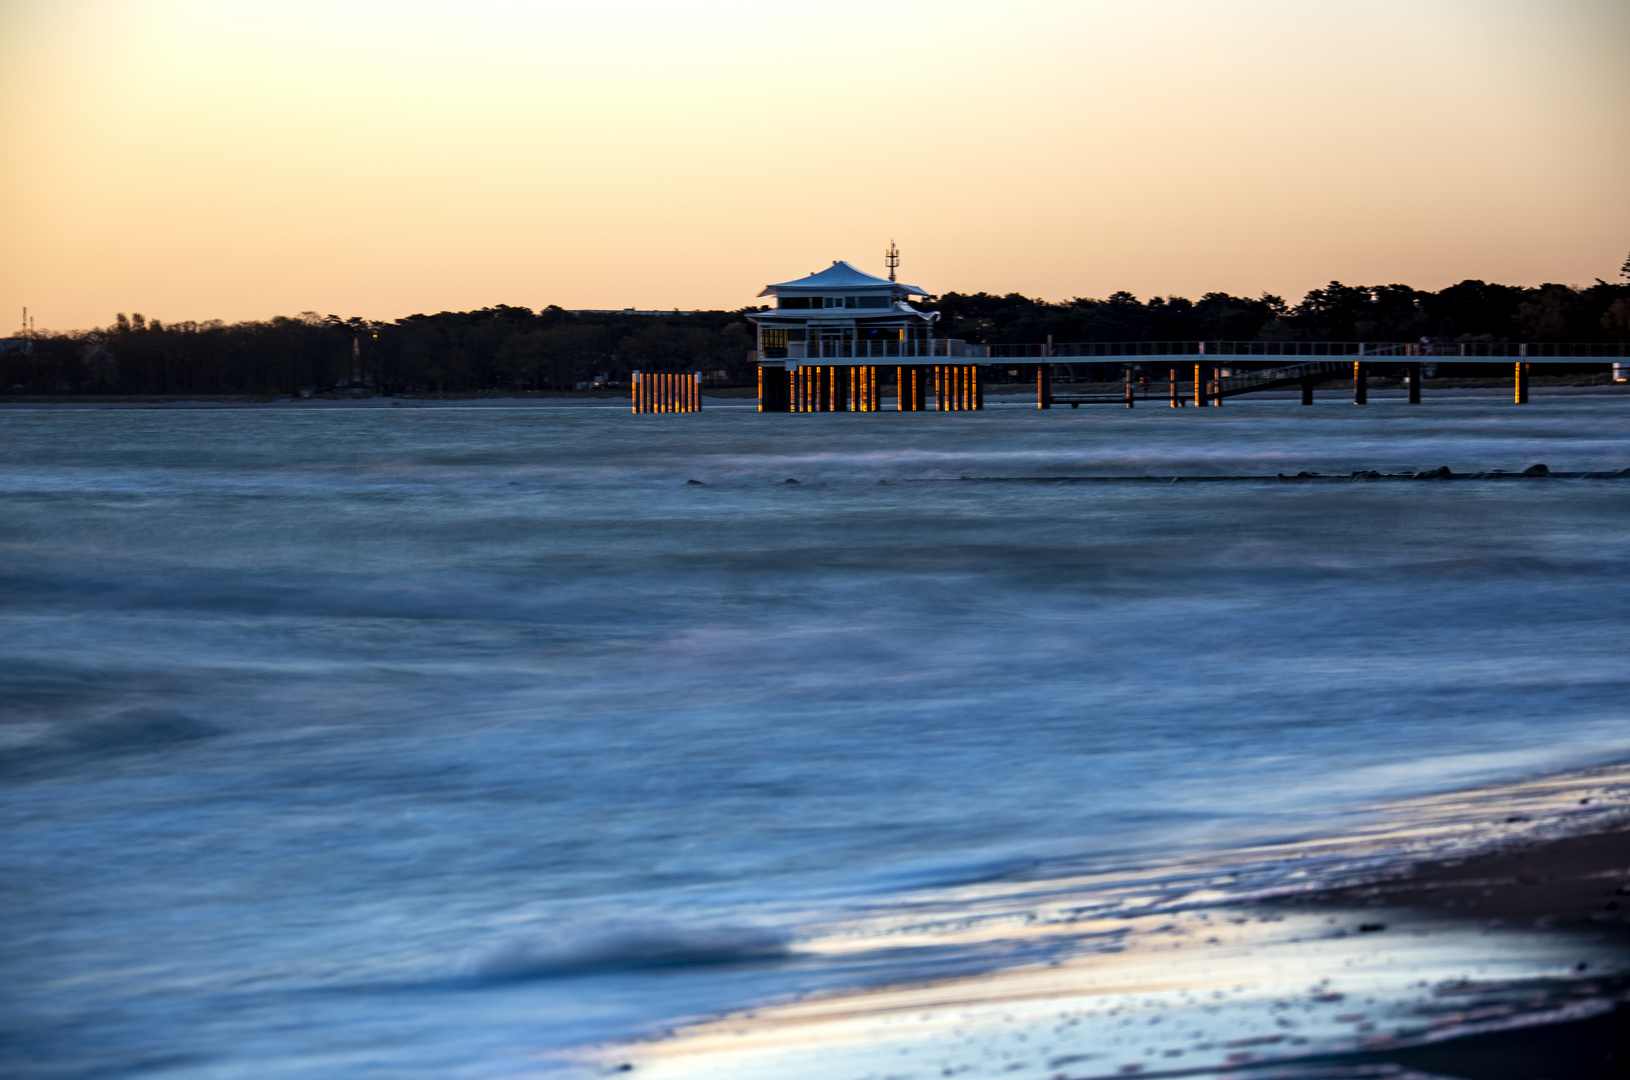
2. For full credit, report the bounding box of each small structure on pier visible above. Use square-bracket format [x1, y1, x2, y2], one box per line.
[752, 259, 985, 411]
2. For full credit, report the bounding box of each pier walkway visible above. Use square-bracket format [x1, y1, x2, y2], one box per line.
[743, 341, 1628, 413]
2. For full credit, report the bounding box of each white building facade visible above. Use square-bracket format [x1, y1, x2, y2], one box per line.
[750, 261, 985, 411]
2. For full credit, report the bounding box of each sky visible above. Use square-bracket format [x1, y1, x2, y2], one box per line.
[1, 0, 1627, 331]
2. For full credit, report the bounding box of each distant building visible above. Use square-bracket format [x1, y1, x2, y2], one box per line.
[568, 309, 698, 317]
[748, 261, 936, 362]
[748, 261, 985, 412]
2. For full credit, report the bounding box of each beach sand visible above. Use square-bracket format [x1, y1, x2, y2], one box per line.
[588, 768, 1630, 1080]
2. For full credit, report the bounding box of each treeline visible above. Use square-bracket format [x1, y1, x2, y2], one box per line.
[2, 306, 757, 397]
[4, 277, 1628, 396]
[936, 278, 1630, 346]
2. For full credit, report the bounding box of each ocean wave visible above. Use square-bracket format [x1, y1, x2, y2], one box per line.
[467, 925, 793, 982]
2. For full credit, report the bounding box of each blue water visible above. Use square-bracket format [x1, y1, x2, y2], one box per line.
[3, 398, 1629, 1078]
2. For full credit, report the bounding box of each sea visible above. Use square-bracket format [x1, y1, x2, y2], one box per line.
[3, 393, 1629, 1078]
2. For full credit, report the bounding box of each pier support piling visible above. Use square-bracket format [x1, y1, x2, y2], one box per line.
[758, 366, 790, 411]
[1353, 361, 1367, 405]
[895, 366, 926, 411]
[1407, 361, 1421, 404]
[1515, 361, 1529, 404]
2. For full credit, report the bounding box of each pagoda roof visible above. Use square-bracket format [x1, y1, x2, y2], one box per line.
[758, 260, 929, 297]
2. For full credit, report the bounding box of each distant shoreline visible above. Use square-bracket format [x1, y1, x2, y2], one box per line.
[2, 381, 1628, 409]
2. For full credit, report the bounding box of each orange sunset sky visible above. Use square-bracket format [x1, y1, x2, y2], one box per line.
[1, 0, 1627, 331]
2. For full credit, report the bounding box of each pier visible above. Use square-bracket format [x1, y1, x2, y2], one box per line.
[629, 259, 1630, 414]
[745, 261, 1625, 414]
[1028, 342, 1627, 409]
[741, 342, 1626, 413]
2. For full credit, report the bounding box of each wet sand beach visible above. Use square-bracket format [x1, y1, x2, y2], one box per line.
[1276, 825, 1630, 1079]
[599, 767, 1630, 1080]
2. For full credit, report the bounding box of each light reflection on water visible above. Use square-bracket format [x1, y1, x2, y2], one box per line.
[1, 399, 1628, 1077]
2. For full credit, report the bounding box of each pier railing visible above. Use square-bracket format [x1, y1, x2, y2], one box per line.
[975, 340, 1630, 360]
[762, 340, 1629, 363]
[770, 339, 978, 360]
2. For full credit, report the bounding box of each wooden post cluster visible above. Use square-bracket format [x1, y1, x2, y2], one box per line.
[933, 365, 982, 411]
[851, 365, 883, 411]
[763, 365, 888, 412]
[631, 371, 703, 413]
[897, 366, 927, 411]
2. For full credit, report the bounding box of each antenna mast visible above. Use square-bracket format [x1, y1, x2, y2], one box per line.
[885, 240, 900, 283]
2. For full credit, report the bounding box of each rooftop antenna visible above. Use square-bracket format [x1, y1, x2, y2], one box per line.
[885, 240, 900, 283]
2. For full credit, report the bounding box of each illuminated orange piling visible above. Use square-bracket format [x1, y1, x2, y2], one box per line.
[1515, 361, 1529, 404]
[896, 366, 926, 411]
[756, 363, 981, 413]
[850, 365, 880, 411]
[929, 365, 982, 411]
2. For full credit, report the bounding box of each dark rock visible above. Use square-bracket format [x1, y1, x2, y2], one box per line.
[685, 479, 705, 485]
[783, 478, 799, 484]
[1358, 923, 1386, 933]
[1521, 463, 1550, 476]
[1416, 466, 1453, 479]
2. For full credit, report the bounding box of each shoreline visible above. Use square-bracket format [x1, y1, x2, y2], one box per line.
[589, 764, 1630, 1079]
[1263, 827, 1630, 1078]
